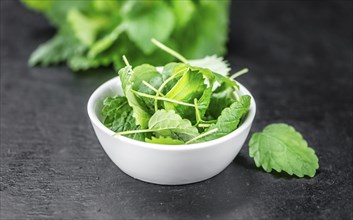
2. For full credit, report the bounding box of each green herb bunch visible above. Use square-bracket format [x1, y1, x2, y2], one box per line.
[102, 39, 251, 145]
[22, 0, 230, 71]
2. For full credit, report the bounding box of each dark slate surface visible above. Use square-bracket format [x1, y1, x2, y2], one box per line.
[1, 0, 352, 219]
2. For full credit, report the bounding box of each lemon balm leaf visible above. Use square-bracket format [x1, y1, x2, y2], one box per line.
[130, 64, 164, 113]
[189, 55, 230, 76]
[101, 96, 144, 141]
[249, 123, 319, 178]
[116, 109, 199, 142]
[101, 96, 131, 129]
[175, 0, 230, 59]
[197, 86, 213, 119]
[67, 9, 106, 46]
[164, 69, 206, 122]
[148, 110, 199, 142]
[118, 65, 152, 128]
[88, 24, 126, 57]
[171, 0, 195, 29]
[68, 37, 124, 71]
[196, 95, 251, 142]
[207, 82, 237, 119]
[122, 1, 175, 54]
[29, 34, 86, 67]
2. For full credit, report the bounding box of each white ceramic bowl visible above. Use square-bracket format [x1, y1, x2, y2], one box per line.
[87, 76, 256, 185]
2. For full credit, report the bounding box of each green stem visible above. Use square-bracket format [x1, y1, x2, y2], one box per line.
[141, 81, 164, 112]
[198, 124, 211, 128]
[132, 90, 195, 107]
[142, 81, 164, 97]
[233, 90, 240, 102]
[153, 67, 189, 109]
[230, 68, 249, 79]
[200, 119, 217, 124]
[194, 98, 201, 125]
[151, 38, 188, 64]
[88, 23, 126, 57]
[114, 129, 155, 136]
[157, 67, 186, 94]
[122, 55, 131, 67]
[185, 128, 218, 144]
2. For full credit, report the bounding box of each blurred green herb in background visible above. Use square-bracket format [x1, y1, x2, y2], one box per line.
[22, 0, 230, 71]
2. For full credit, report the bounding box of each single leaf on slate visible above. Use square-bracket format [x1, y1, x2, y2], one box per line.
[249, 123, 319, 178]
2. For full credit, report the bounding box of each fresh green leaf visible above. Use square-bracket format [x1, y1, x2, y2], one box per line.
[46, 1, 90, 27]
[249, 123, 319, 177]
[101, 96, 144, 141]
[101, 96, 131, 129]
[159, 63, 188, 93]
[67, 9, 105, 46]
[173, 0, 230, 59]
[197, 95, 251, 142]
[120, 111, 145, 141]
[88, 23, 126, 57]
[118, 65, 151, 128]
[206, 82, 236, 119]
[148, 110, 199, 142]
[160, 62, 183, 80]
[171, 0, 195, 29]
[122, 1, 175, 54]
[164, 69, 206, 121]
[197, 86, 213, 119]
[131, 64, 164, 113]
[189, 66, 216, 83]
[145, 136, 184, 145]
[68, 35, 125, 71]
[189, 63, 237, 90]
[213, 72, 239, 89]
[185, 66, 216, 119]
[29, 33, 86, 67]
[68, 54, 113, 71]
[189, 55, 230, 76]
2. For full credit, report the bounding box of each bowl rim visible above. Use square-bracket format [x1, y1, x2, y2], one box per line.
[87, 76, 256, 151]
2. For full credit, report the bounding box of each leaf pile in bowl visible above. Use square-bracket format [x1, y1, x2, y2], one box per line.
[99, 40, 320, 178]
[101, 40, 251, 145]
